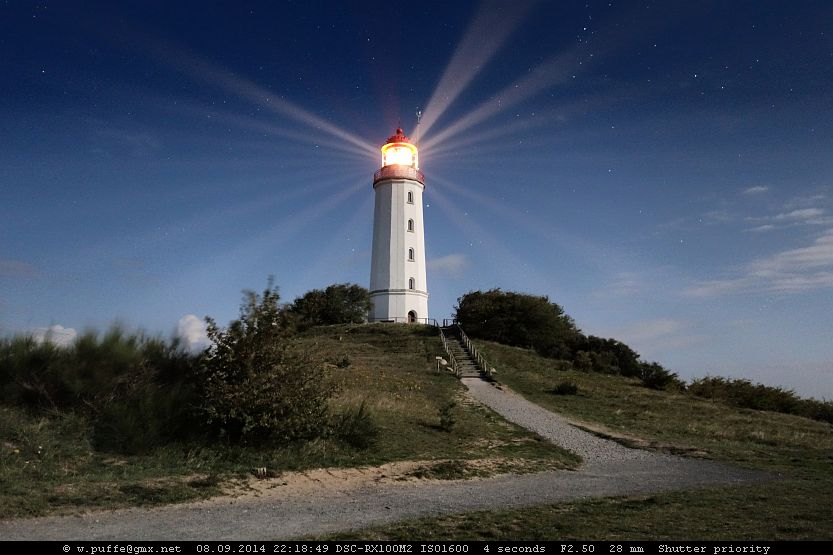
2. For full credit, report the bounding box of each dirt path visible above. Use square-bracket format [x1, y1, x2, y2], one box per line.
[0, 380, 769, 540]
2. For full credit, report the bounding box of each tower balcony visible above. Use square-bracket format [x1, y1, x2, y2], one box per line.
[373, 164, 425, 186]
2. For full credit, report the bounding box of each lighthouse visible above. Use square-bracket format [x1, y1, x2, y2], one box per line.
[369, 128, 429, 323]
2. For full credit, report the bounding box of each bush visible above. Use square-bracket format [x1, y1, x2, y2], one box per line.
[288, 283, 372, 331]
[573, 351, 592, 372]
[551, 380, 579, 395]
[640, 361, 684, 390]
[195, 280, 335, 444]
[331, 401, 378, 449]
[92, 381, 198, 454]
[438, 401, 457, 432]
[0, 328, 200, 453]
[454, 289, 580, 356]
[688, 376, 832, 423]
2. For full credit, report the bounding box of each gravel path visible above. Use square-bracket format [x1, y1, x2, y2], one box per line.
[463, 378, 663, 466]
[0, 379, 770, 540]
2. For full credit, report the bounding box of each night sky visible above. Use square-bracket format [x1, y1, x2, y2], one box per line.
[2, 1, 832, 397]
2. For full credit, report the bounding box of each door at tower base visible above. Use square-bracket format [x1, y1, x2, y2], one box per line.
[369, 288, 429, 323]
[369, 127, 429, 324]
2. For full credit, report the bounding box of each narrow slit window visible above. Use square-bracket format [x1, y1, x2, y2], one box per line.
[408, 248, 415, 261]
[407, 191, 413, 204]
[408, 219, 414, 232]
[409, 277, 415, 290]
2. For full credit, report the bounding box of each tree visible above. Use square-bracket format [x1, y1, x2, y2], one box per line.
[196, 279, 334, 443]
[454, 289, 580, 355]
[570, 335, 642, 377]
[288, 283, 371, 330]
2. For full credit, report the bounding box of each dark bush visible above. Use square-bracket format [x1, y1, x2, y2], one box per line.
[0, 328, 200, 454]
[688, 376, 832, 423]
[551, 380, 579, 395]
[640, 361, 684, 390]
[454, 289, 580, 356]
[195, 280, 335, 444]
[288, 283, 372, 331]
[438, 401, 457, 432]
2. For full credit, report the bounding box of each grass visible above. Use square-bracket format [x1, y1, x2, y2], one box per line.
[328, 479, 833, 540]
[0, 325, 577, 519]
[325, 339, 833, 540]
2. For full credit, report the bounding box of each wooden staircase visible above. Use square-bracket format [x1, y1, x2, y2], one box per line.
[440, 325, 491, 379]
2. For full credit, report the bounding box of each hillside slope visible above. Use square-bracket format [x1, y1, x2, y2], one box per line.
[329, 339, 833, 540]
[0, 324, 576, 519]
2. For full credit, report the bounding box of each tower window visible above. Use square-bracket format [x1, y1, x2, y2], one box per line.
[409, 277, 415, 290]
[407, 191, 413, 204]
[408, 248, 415, 261]
[407, 219, 414, 232]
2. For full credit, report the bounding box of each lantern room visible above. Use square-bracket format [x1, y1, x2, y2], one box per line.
[381, 127, 419, 169]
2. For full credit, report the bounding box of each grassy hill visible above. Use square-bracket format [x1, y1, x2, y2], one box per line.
[328, 339, 833, 540]
[0, 325, 576, 519]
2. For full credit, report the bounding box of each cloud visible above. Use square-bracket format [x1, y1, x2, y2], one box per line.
[428, 254, 468, 278]
[31, 325, 77, 347]
[603, 318, 706, 358]
[0, 259, 38, 278]
[609, 318, 685, 344]
[774, 208, 825, 221]
[742, 186, 769, 195]
[177, 314, 210, 352]
[744, 224, 775, 233]
[742, 197, 832, 232]
[686, 229, 833, 296]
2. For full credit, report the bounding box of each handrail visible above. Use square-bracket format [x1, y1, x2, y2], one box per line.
[457, 325, 493, 378]
[373, 165, 425, 185]
[368, 317, 439, 326]
[438, 326, 459, 377]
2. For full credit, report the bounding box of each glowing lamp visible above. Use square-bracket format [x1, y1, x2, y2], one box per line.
[381, 127, 419, 169]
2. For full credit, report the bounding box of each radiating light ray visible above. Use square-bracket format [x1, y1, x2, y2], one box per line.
[109, 25, 377, 156]
[432, 173, 641, 285]
[422, 93, 617, 160]
[422, 3, 692, 154]
[133, 170, 369, 248]
[418, 0, 537, 140]
[428, 185, 551, 290]
[422, 52, 579, 153]
[176, 179, 367, 282]
[166, 100, 374, 160]
[298, 192, 374, 287]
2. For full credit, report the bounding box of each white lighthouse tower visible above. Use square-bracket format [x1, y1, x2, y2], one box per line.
[369, 128, 428, 323]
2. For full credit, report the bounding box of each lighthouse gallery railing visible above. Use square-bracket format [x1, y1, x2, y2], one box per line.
[373, 165, 425, 185]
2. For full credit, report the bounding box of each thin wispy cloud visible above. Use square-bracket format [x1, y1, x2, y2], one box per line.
[774, 208, 825, 221]
[686, 229, 833, 296]
[428, 254, 469, 278]
[603, 318, 706, 357]
[743, 195, 832, 232]
[742, 186, 769, 195]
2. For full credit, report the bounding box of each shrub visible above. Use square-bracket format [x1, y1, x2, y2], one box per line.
[0, 328, 199, 454]
[551, 380, 579, 395]
[195, 280, 335, 444]
[92, 381, 198, 454]
[640, 361, 684, 390]
[335, 355, 352, 369]
[573, 351, 592, 372]
[688, 376, 832, 423]
[454, 289, 580, 356]
[288, 283, 372, 331]
[438, 401, 457, 432]
[331, 401, 378, 449]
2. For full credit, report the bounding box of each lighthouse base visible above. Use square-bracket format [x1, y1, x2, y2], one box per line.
[369, 289, 429, 324]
